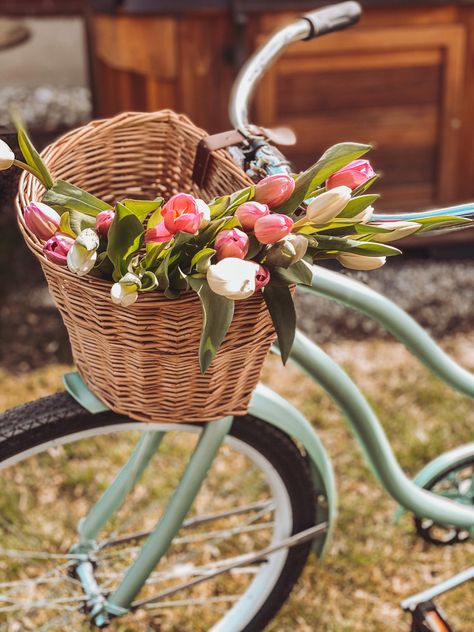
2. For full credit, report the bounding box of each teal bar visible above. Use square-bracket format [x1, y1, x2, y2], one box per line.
[304, 265, 474, 398]
[289, 330, 474, 528]
[78, 431, 165, 547]
[372, 201, 474, 221]
[106, 417, 233, 611]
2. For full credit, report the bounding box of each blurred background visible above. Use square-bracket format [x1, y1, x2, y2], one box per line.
[0, 2, 473, 630]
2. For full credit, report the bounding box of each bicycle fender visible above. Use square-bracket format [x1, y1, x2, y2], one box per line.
[64, 372, 336, 556]
[394, 442, 474, 523]
[249, 383, 336, 556]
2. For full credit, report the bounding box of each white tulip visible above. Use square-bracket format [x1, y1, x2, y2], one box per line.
[337, 253, 386, 270]
[372, 221, 421, 243]
[197, 198, 211, 228]
[0, 139, 15, 170]
[306, 186, 351, 224]
[111, 273, 141, 307]
[352, 205, 374, 224]
[207, 257, 257, 300]
[67, 228, 100, 277]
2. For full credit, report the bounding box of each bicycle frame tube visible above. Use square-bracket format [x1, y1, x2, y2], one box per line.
[288, 331, 474, 529]
[304, 265, 474, 398]
[372, 201, 474, 222]
[105, 417, 233, 616]
[76, 431, 165, 550]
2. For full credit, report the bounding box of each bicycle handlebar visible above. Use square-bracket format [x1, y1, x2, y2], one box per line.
[229, 2, 362, 136]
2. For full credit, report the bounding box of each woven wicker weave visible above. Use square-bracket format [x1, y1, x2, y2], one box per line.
[16, 110, 276, 423]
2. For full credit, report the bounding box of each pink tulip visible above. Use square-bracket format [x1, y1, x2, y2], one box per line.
[96, 210, 115, 237]
[235, 201, 269, 230]
[255, 265, 270, 290]
[24, 202, 60, 240]
[214, 228, 249, 260]
[254, 174, 295, 208]
[326, 159, 375, 190]
[43, 233, 74, 265]
[144, 220, 173, 244]
[254, 213, 294, 245]
[162, 193, 202, 235]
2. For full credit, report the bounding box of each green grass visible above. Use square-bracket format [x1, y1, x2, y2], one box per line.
[0, 333, 473, 631]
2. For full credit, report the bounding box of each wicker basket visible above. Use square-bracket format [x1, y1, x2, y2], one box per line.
[16, 111, 276, 423]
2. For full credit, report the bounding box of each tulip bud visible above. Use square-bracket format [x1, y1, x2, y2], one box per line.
[207, 257, 258, 300]
[0, 139, 14, 170]
[254, 213, 294, 245]
[337, 253, 386, 270]
[197, 198, 211, 228]
[255, 265, 270, 290]
[255, 174, 295, 208]
[372, 221, 421, 243]
[214, 228, 249, 260]
[352, 205, 374, 224]
[67, 228, 100, 277]
[24, 202, 61, 240]
[235, 201, 269, 230]
[264, 234, 308, 268]
[43, 233, 74, 265]
[111, 273, 141, 307]
[145, 220, 173, 244]
[95, 210, 115, 238]
[162, 193, 202, 235]
[326, 159, 375, 190]
[306, 186, 351, 224]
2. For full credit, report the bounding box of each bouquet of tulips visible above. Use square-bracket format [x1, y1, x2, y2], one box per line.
[1, 122, 468, 372]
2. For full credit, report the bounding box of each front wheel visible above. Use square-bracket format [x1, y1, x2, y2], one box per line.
[0, 393, 318, 631]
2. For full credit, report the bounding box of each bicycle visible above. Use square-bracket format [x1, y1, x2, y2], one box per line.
[0, 2, 473, 630]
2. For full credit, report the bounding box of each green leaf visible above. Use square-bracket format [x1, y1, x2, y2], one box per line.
[121, 198, 163, 223]
[141, 271, 159, 292]
[43, 180, 111, 216]
[337, 194, 379, 219]
[312, 234, 401, 256]
[227, 186, 255, 213]
[13, 113, 54, 189]
[346, 241, 402, 256]
[155, 250, 172, 291]
[191, 247, 216, 273]
[68, 209, 96, 235]
[414, 216, 472, 232]
[263, 284, 296, 364]
[107, 202, 145, 281]
[275, 142, 371, 215]
[209, 195, 231, 219]
[59, 211, 76, 237]
[273, 260, 314, 286]
[147, 206, 164, 229]
[188, 277, 235, 373]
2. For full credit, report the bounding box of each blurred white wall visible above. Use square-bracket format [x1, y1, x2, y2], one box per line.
[0, 17, 87, 87]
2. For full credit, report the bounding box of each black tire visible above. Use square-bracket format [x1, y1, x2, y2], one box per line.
[0, 392, 317, 631]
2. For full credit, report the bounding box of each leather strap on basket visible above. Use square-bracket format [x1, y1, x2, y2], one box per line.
[192, 129, 245, 187]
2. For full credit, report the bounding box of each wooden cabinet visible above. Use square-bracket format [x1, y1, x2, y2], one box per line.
[254, 7, 470, 211]
[87, 3, 474, 217]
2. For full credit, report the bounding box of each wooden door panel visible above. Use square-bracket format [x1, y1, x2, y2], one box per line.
[255, 23, 466, 210]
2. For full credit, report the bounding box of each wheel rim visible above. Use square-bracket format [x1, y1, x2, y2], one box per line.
[0, 421, 294, 631]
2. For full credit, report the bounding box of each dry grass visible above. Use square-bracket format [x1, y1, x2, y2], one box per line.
[0, 333, 473, 631]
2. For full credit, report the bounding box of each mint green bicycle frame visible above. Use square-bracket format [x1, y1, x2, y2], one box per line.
[64, 263, 474, 625]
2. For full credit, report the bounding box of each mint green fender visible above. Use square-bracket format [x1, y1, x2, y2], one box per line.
[64, 372, 336, 557]
[395, 442, 474, 524]
[249, 383, 336, 556]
